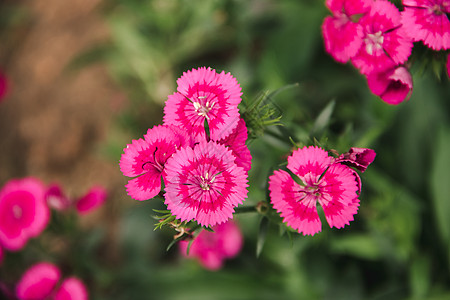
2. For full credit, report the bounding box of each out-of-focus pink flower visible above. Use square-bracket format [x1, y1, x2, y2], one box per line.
[0, 178, 50, 251]
[351, 0, 413, 75]
[45, 183, 71, 211]
[217, 118, 252, 172]
[335, 147, 376, 173]
[366, 65, 413, 105]
[75, 186, 107, 215]
[120, 125, 188, 201]
[402, 0, 450, 50]
[322, 0, 373, 63]
[269, 146, 371, 236]
[179, 221, 243, 271]
[0, 71, 9, 102]
[164, 141, 248, 227]
[54, 277, 88, 300]
[15, 262, 61, 300]
[163, 67, 242, 141]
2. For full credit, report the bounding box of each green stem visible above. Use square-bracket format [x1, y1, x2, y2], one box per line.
[235, 205, 258, 214]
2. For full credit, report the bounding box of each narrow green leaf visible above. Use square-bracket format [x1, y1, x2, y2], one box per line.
[311, 99, 335, 136]
[256, 217, 270, 258]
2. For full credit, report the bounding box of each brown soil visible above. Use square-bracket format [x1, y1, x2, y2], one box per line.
[0, 0, 128, 223]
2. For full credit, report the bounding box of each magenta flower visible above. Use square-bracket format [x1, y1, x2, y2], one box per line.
[402, 0, 450, 50]
[16, 262, 61, 300]
[54, 277, 88, 300]
[164, 141, 248, 227]
[335, 147, 377, 172]
[75, 186, 107, 215]
[322, 0, 373, 63]
[366, 65, 413, 105]
[269, 146, 366, 236]
[164, 67, 242, 141]
[351, 0, 413, 75]
[45, 183, 71, 211]
[217, 118, 252, 172]
[120, 125, 188, 201]
[179, 221, 243, 270]
[0, 178, 49, 251]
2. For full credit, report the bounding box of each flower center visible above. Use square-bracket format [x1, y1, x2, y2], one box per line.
[193, 96, 215, 120]
[12, 204, 23, 219]
[142, 147, 165, 173]
[200, 172, 216, 191]
[430, 4, 444, 15]
[365, 31, 384, 55]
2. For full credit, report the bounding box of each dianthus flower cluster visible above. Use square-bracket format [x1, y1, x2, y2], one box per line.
[120, 67, 251, 227]
[269, 146, 375, 236]
[322, 0, 449, 104]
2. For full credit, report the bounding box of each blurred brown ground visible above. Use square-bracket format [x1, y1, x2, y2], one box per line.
[0, 0, 128, 232]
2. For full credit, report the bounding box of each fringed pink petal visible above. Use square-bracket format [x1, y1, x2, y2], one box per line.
[269, 170, 322, 236]
[165, 142, 248, 227]
[402, 1, 450, 50]
[16, 262, 61, 300]
[217, 118, 252, 172]
[287, 146, 333, 185]
[126, 170, 162, 201]
[319, 163, 360, 229]
[164, 67, 242, 141]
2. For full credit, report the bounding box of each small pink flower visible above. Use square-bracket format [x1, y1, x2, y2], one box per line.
[120, 125, 188, 201]
[54, 277, 88, 300]
[335, 147, 377, 172]
[179, 221, 243, 271]
[45, 183, 71, 211]
[269, 146, 366, 236]
[16, 262, 61, 300]
[164, 67, 242, 141]
[217, 118, 252, 172]
[322, 0, 373, 63]
[0, 178, 50, 251]
[164, 141, 248, 227]
[75, 186, 107, 215]
[352, 0, 413, 75]
[0, 70, 9, 102]
[402, 0, 450, 50]
[366, 65, 413, 105]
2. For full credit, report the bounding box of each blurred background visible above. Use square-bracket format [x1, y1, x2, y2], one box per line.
[1, 0, 450, 299]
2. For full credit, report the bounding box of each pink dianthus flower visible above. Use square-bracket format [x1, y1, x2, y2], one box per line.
[352, 0, 413, 75]
[45, 183, 71, 211]
[269, 146, 372, 236]
[402, 0, 450, 50]
[179, 221, 243, 271]
[75, 186, 107, 215]
[54, 277, 88, 300]
[16, 262, 61, 300]
[0, 178, 49, 251]
[163, 67, 242, 141]
[216, 118, 252, 172]
[164, 141, 248, 227]
[335, 147, 377, 173]
[366, 65, 413, 104]
[322, 0, 373, 63]
[120, 125, 188, 201]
